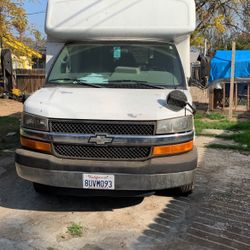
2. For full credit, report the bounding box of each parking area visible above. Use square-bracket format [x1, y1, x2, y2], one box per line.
[0, 100, 250, 250]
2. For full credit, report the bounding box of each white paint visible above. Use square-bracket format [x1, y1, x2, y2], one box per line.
[35, 0, 196, 123]
[46, 0, 196, 42]
[45, 0, 196, 83]
[176, 37, 191, 78]
[24, 88, 192, 120]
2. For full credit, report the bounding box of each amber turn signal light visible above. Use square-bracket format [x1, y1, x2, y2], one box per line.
[20, 136, 51, 153]
[153, 141, 193, 156]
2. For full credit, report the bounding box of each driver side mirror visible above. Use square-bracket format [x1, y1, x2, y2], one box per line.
[167, 90, 196, 114]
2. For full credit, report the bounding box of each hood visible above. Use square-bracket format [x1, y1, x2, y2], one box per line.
[24, 87, 193, 121]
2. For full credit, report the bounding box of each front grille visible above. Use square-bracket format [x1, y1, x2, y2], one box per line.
[50, 120, 155, 136]
[53, 144, 151, 160]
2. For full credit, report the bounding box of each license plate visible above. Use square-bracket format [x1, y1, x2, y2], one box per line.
[83, 174, 115, 190]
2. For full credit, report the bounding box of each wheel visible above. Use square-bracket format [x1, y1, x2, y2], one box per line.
[178, 183, 194, 196]
[157, 182, 194, 197]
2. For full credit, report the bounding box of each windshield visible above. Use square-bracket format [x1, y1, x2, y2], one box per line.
[47, 43, 186, 89]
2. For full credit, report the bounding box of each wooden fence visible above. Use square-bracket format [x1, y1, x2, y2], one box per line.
[15, 69, 45, 94]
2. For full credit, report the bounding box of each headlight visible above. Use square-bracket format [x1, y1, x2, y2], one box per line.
[156, 116, 193, 134]
[22, 113, 49, 131]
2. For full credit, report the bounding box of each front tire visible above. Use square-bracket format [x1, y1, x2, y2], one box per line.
[178, 183, 194, 196]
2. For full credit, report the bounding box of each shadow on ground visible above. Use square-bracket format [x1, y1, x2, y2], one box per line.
[0, 160, 144, 212]
[0, 111, 144, 212]
[133, 141, 250, 250]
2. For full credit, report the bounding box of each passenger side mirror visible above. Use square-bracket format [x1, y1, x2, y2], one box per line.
[167, 90, 196, 114]
[167, 90, 188, 111]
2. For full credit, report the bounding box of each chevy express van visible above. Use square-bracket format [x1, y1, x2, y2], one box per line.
[16, 0, 197, 195]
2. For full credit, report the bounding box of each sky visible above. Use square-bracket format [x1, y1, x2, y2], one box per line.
[24, 0, 48, 36]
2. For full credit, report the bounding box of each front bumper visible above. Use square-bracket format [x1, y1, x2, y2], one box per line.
[15, 148, 197, 191]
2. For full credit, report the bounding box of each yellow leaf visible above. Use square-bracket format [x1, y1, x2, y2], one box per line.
[3, 34, 42, 59]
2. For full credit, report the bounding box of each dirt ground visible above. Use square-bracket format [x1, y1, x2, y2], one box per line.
[0, 99, 23, 117]
[0, 101, 250, 250]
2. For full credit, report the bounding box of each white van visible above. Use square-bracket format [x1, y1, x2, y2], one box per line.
[16, 0, 197, 195]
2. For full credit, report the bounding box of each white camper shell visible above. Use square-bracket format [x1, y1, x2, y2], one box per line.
[16, 0, 198, 196]
[46, 0, 195, 40]
[46, 0, 195, 77]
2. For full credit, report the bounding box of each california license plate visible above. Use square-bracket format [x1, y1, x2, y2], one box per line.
[83, 174, 115, 190]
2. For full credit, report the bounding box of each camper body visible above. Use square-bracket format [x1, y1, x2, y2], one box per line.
[16, 0, 197, 195]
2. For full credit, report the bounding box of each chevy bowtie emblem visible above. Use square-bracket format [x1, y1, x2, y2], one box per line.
[89, 135, 113, 145]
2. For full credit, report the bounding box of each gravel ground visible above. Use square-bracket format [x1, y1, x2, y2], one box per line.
[0, 100, 249, 250]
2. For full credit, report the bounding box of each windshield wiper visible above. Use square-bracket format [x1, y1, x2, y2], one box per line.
[48, 78, 103, 88]
[107, 80, 165, 89]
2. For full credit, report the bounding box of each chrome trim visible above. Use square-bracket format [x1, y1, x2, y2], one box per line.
[21, 128, 194, 146]
[89, 135, 114, 145]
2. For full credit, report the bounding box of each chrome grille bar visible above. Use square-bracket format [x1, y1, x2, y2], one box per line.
[21, 128, 194, 147]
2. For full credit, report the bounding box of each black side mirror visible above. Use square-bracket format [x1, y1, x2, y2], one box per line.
[167, 90, 188, 111]
[167, 90, 196, 114]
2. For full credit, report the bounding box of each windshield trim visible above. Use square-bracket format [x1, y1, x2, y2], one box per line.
[45, 41, 187, 90]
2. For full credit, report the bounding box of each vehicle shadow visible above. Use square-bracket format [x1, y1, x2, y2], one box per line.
[0, 162, 144, 212]
[133, 117, 250, 249]
[133, 188, 206, 249]
[0, 110, 143, 212]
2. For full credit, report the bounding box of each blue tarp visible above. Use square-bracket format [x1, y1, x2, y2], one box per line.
[210, 50, 250, 82]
